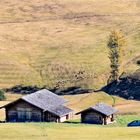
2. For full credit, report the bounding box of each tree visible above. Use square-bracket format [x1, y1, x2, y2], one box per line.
[107, 30, 126, 83]
[0, 90, 6, 101]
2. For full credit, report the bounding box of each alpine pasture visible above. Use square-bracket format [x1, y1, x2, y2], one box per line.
[0, 0, 140, 140]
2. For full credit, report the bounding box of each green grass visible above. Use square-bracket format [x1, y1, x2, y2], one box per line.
[0, 115, 140, 140]
[115, 115, 140, 127]
[66, 115, 140, 127]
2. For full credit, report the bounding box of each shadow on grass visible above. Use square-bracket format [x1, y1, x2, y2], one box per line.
[63, 120, 81, 124]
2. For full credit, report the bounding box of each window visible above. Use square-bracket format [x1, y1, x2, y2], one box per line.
[8, 111, 17, 122]
[32, 112, 41, 122]
[17, 108, 32, 122]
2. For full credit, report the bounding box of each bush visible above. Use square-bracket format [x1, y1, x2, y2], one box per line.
[0, 90, 6, 101]
[136, 60, 140, 65]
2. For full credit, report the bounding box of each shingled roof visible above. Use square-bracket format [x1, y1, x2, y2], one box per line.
[47, 105, 73, 117]
[76, 102, 117, 116]
[1, 89, 73, 117]
[21, 89, 67, 110]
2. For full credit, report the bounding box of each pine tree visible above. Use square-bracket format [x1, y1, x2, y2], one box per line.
[107, 30, 126, 83]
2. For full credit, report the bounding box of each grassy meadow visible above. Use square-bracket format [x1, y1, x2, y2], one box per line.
[0, 0, 139, 89]
[0, 93, 140, 140]
[0, 118, 140, 140]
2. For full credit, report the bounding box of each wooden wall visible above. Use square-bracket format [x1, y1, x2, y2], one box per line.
[6, 99, 43, 122]
[5, 99, 72, 123]
[81, 109, 115, 125]
[81, 110, 104, 124]
[44, 111, 58, 122]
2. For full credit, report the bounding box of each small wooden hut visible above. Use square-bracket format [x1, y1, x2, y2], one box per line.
[76, 103, 117, 125]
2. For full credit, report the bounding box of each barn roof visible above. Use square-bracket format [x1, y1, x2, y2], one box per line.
[21, 89, 67, 110]
[47, 105, 73, 117]
[76, 102, 118, 116]
[1, 89, 73, 117]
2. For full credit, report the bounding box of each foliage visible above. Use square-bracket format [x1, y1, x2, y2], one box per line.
[107, 30, 126, 83]
[0, 90, 6, 101]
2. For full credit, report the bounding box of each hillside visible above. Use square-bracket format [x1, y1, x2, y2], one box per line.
[0, 0, 140, 89]
[63, 92, 140, 115]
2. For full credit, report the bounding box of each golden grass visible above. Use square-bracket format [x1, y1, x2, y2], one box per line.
[0, 0, 139, 88]
[5, 93, 23, 101]
[63, 92, 140, 118]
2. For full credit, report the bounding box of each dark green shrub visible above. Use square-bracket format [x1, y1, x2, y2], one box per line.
[0, 90, 6, 101]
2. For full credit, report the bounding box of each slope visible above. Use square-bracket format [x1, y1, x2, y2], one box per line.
[0, 0, 139, 89]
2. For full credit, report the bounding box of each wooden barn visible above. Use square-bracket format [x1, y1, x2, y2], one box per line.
[0, 89, 73, 122]
[76, 103, 117, 125]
